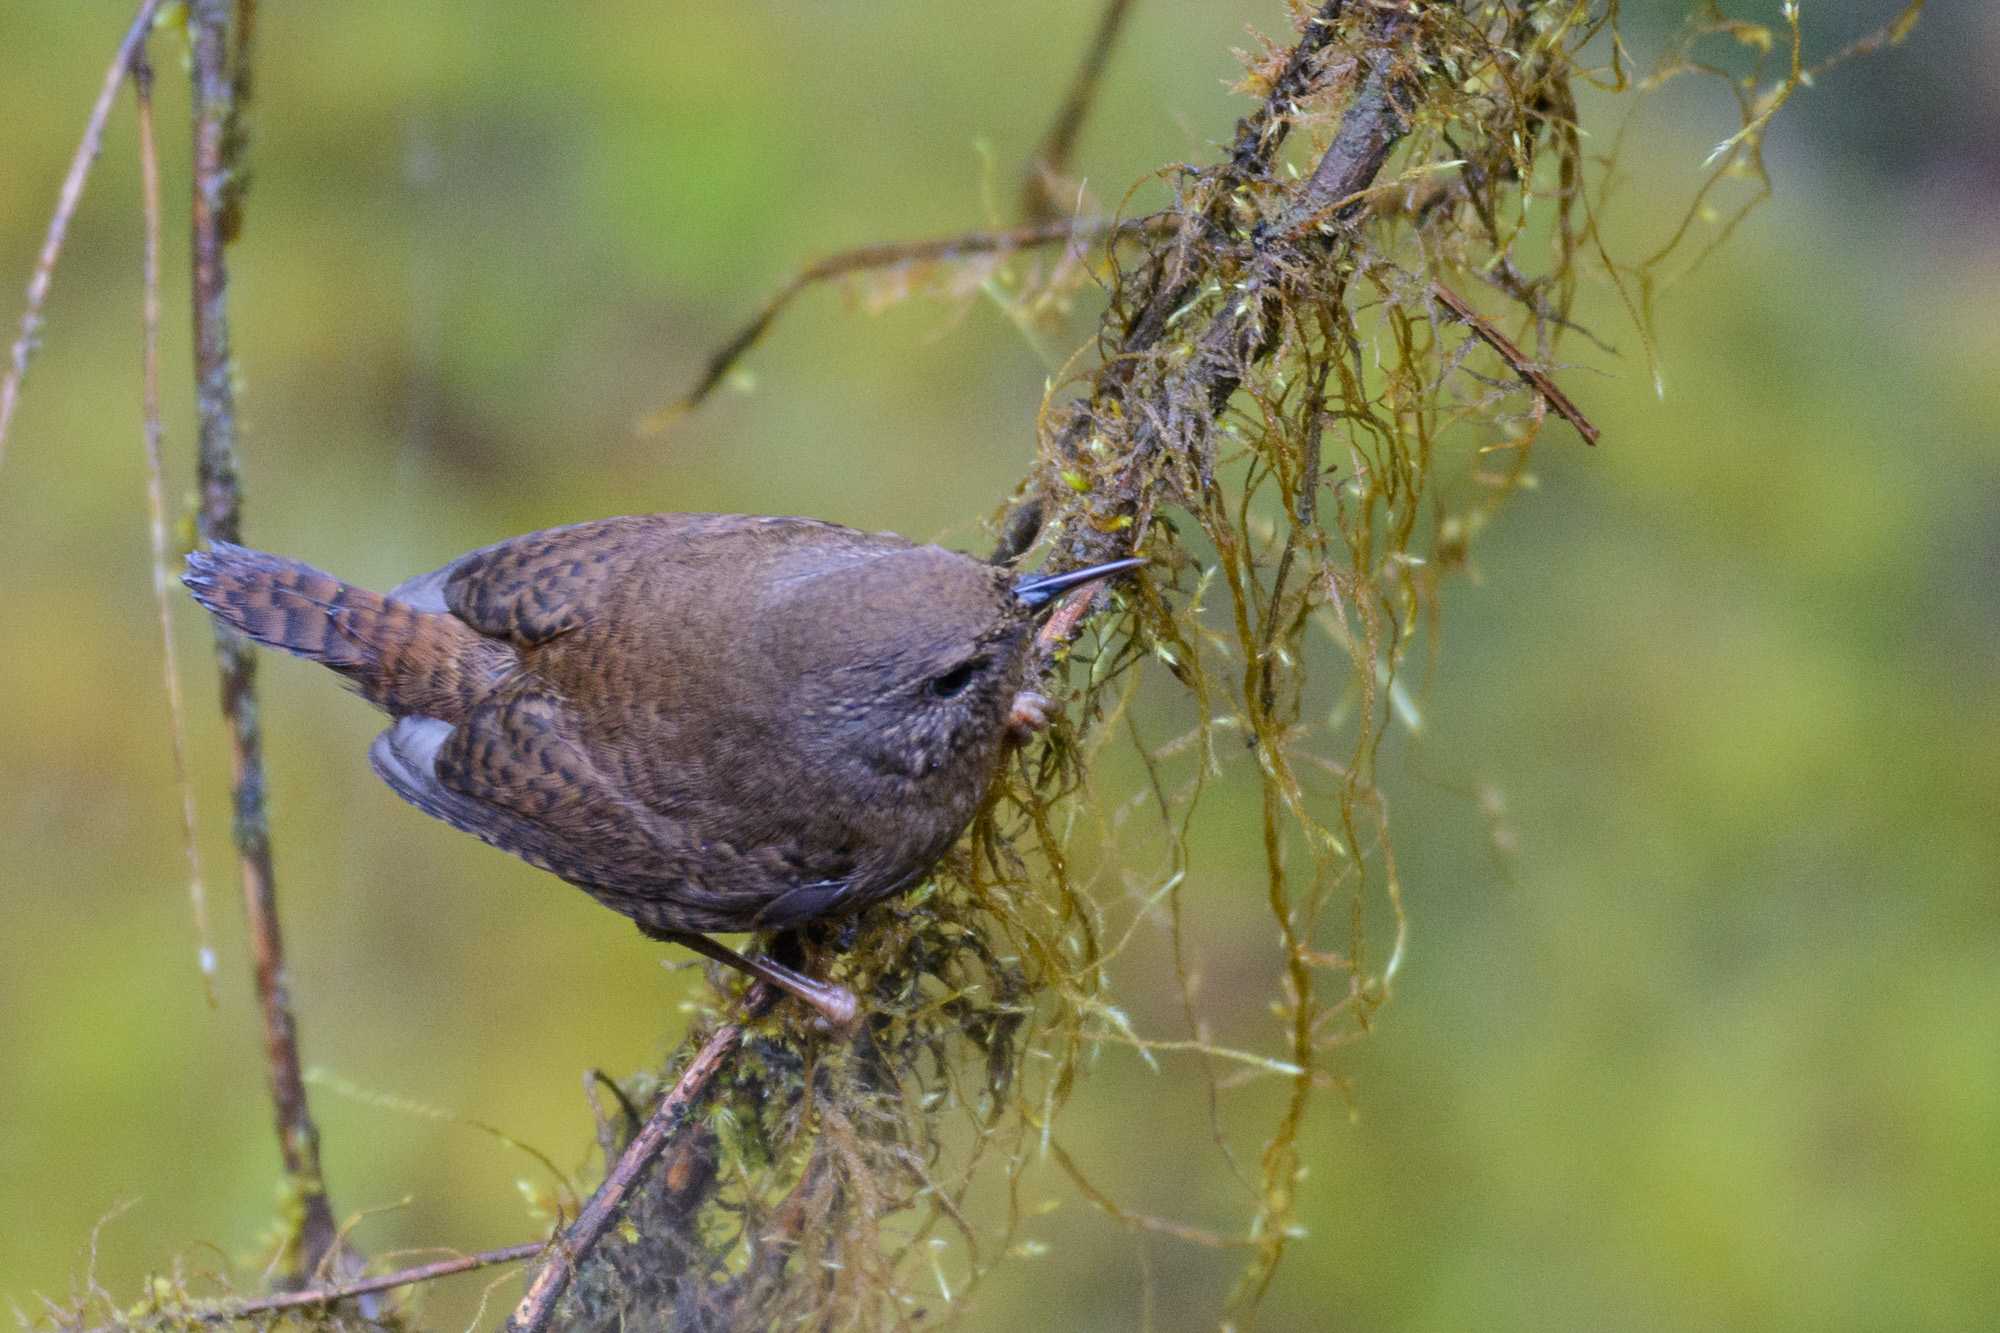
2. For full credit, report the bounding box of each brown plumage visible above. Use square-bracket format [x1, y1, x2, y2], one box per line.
[184, 513, 1142, 1025]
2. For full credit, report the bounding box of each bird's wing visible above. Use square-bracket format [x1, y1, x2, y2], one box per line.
[387, 516, 659, 644]
[389, 513, 867, 646]
[369, 693, 654, 888]
[368, 687, 838, 933]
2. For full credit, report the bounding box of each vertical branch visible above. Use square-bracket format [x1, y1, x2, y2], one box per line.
[133, 44, 217, 1006]
[187, 0, 343, 1285]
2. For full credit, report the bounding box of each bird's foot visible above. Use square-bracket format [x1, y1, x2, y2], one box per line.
[656, 928, 859, 1034]
[1006, 689, 1053, 740]
[738, 951, 858, 1033]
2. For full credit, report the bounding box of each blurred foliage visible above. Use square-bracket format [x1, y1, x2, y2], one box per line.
[2, 1, 1995, 1330]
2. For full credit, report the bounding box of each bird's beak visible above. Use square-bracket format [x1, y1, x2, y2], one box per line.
[1013, 556, 1148, 609]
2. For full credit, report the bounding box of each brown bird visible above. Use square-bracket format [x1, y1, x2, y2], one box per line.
[183, 513, 1142, 1027]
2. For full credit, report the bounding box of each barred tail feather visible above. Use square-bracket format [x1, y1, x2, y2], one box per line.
[183, 541, 509, 722]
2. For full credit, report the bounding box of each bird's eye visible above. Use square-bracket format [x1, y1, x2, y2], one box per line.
[928, 657, 987, 699]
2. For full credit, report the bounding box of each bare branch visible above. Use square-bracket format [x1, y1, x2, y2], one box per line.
[187, 0, 349, 1287]
[1022, 0, 1138, 222]
[0, 0, 167, 476]
[132, 43, 219, 1009]
[644, 219, 1139, 429]
[95, 1242, 547, 1329]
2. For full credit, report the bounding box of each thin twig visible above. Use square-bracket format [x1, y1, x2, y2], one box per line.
[188, 0, 346, 1285]
[644, 219, 1143, 429]
[106, 1243, 547, 1329]
[133, 43, 218, 1007]
[0, 0, 167, 476]
[1022, 0, 1138, 222]
[1430, 280, 1599, 445]
[1224, 0, 1349, 177]
[505, 984, 778, 1333]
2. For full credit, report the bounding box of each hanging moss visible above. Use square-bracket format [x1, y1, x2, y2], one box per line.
[531, 3, 1923, 1327]
[36, 2, 1923, 1330]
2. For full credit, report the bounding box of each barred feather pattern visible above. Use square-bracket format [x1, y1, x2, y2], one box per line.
[184, 541, 513, 723]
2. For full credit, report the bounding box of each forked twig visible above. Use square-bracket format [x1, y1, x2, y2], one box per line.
[504, 984, 778, 1333]
[0, 0, 167, 474]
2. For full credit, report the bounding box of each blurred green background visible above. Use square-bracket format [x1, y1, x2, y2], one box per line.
[3, 2, 1994, 1328]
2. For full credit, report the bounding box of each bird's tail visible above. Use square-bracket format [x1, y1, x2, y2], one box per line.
[183, 541, 510, 722]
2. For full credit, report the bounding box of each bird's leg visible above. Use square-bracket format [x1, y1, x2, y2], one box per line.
[657, 929, 858, 1032]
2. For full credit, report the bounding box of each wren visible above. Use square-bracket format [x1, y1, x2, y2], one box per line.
[183, 513, 1143, 1027]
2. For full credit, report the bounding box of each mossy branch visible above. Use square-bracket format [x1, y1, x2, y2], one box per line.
[14, 1, 1918, 1328]
[505, 985, 777, 1333]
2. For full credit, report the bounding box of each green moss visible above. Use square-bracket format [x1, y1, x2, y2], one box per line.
[32, 2, 1924, 1329]
[522, 2, 1925, 1325]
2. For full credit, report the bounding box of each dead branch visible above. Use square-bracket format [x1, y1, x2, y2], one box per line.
[132, 43, 218, 1008]
[0, 0, 167, 474]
